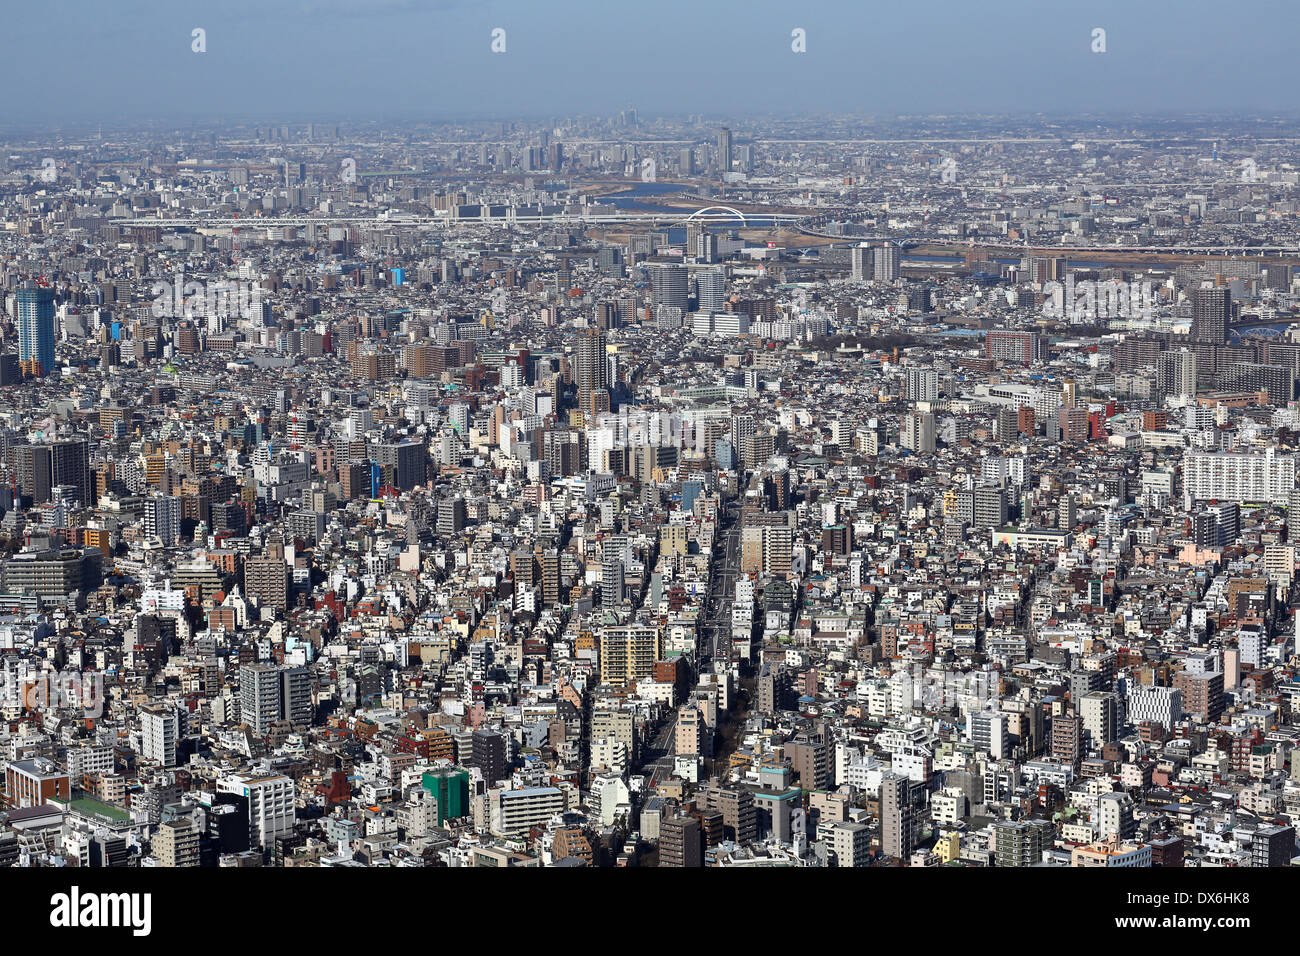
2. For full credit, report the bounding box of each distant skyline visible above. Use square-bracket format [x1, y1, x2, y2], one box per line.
[6, 0, 1300, 122]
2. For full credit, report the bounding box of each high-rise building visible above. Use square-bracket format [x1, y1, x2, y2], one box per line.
[905, 367, 939, 402]
[574, 328, 610, 417]
[873, 242, 899, 282]
[240, 663, 311, 734]
[650, 264, 689, 312]
[244, 545, 290, 611]
[598, 624, 661, 686]
[1182, 448, 1295, 504]
[472, 728, 507, 786]
[992, 819, 1055, 867]
[141, 705, 180, 767]
[1051, 712, 1083, 769]
[1158, 349, 1197, 398]
[144, 495, 181, 546]
[696, 268, 727, 312]
[11, 439, 90, 505]
[986, 330, 1042, 364]
[659, 813, 702, 867]
[901, 411, 936, 454]
[880, 772, 915, 860]
[218, 772, 296, 848]
[851, 244, 872, 281]
[17, 281, 56, 377]
[1251, 824, 1296, 867]
[154, 818, 200, 867]
[716, 127, 732, 173]
[1191, 286, 1231, 345]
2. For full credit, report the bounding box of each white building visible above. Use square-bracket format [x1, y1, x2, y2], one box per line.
[1182, 448, 1296, 504]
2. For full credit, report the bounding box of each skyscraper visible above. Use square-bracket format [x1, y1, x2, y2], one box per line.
[717, 127, 732, 173]
[574, 328, 609, 417]
[695, 268, 727, 312]
[17, 281, 56, 377]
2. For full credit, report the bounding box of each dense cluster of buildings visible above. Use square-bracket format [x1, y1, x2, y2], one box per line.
[0, 114, 1297, 867]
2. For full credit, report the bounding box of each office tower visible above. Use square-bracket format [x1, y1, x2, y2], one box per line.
[905, 367, 939, 402]
[50, 439, 91, 504]
[879, 772, 915, 860]
[659, 813, 702, 867]
[1158, 349, 1197, 398]
[144, 495, 181, 546]
[873, 242, 900, 282]
[717, 127, 732, 173]
[218, 772, 296, 848]
[141, 705, 180, 767]
[1191, 286, 1231, 345]
[373, 440, 426, 490]
[696, 268, 727, 312]
[1127, 685, 1183, 729]
[901, 411, 936, 454]
[679, 147, 695, 174]
[650, 264, 689, 312]
[17, 281, 56, 376]
[472, 729, 507, 785]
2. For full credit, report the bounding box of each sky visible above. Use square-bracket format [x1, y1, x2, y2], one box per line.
[5, 0, 1300, 123]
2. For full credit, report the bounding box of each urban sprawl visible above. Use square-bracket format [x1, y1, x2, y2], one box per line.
[0, 113, 1297, 869]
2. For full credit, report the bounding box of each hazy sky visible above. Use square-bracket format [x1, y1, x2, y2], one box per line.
[6, 0, 1299, 122]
